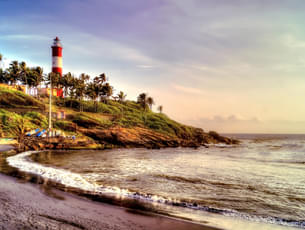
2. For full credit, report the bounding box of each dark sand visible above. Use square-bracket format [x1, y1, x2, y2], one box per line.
[0, 172, 220, 230]
[0, 144, 14, 152]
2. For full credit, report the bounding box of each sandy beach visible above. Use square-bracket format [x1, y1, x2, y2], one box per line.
[0, 172, 220, 230]
[0, 143, 219, 230]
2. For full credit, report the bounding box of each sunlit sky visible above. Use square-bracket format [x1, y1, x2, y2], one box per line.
[1, 0, 305, 133]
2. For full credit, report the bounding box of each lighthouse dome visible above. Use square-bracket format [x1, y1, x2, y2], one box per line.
[52, 37, 62, 47]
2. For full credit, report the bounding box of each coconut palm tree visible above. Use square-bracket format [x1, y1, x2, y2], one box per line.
[86, 81, 100, 112]
[100, 82, 113, 103]
[19, 61, 29, 87]
[25, 67, 43, 96]
[94, 73, 106, 85]
[62, 72, 74, 98]
[137, 93, 147, 109]
[7, 61, 20, 85]
[32, 66, 44, 88]
[0, 68, 8, 84]
[117, 91, 127, 103]
[147, 97, 154, 110]
[158, 105, 163, 113]
[76, 73, 90, 112]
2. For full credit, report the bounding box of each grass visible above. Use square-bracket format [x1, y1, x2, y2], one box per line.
[55, 97, 203, 139]
[0, 109, 41, 137]
[0, 87, 45, 109]
[0, 87, 206, 141]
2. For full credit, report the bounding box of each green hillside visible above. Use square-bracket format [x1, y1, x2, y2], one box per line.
[0, 87, 237, 148]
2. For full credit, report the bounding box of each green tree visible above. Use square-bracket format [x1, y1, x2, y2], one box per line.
[0, 68, 8, 84]
[26, 67, 44, 97]
[19, 61, 29, 87]
[47, 72, 62, 90]
[75, 73, 90, 112]
[137, 93, 147, 110]
[7, 61, 20, 85]
[100, 82, 113, 103]
[147, 96, 154, 110]
[62, 72, 74, 98]
[157, 105, 163, 113]
[86, 81, 100, 112]
[8, 117, 29, 151]
[94, 73, 106, 85]
[117, 91, 127, 103]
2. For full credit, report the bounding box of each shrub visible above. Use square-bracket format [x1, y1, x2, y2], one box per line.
[54, 120, 75, 132]
[24, 111, 48, 128]
[71, 113, 111, 128]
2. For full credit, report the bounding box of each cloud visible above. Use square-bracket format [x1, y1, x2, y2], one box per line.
[172, 84, 203, 95]
[136, 65, 155, 69]
[187, 115, 305, 134]
[0, 34, 49, 41]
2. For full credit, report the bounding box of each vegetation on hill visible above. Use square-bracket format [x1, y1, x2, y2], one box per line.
[0, 87, 44, 109]
[0, 53, 238, 150]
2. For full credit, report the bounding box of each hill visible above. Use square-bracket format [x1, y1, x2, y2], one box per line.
[0, 87, 238, 150]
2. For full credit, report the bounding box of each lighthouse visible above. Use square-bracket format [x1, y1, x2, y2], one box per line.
[51, 37, 63, 96]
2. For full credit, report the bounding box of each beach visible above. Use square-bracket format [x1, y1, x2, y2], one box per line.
[0, 172, 217, 230]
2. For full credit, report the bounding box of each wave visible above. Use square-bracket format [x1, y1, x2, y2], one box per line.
[7, 151, 305, 229]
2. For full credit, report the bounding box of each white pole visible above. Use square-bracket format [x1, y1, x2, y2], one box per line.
[49, 76, 52, 135]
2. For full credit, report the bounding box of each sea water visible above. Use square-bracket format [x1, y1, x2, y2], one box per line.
[7, 134, 305, 229]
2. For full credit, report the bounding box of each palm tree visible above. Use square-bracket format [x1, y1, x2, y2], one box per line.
[26, 67, 43, 96]
[0, 68, 8, 84]
[86, 81, 100, 112]
[137, 93, 147, 109]
[117, 91, 127, 103]
[94, 73, 106, 85]
[147, 97, 154, 110]
[7, 61, 20, 85]
[158, 105, 163, 113]
[62, 72, 74, 98]
[137, 93, 155, 111]
[76, 73, 90, 112]
[19, 61, 29, 87]
[100, 82, 113, 103]
[32, 67, 44, 87]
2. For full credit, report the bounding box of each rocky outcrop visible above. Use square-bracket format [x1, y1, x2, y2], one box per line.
[21, 136, 97, 152]
[20, 126, 239, 151]
[81, 126, 239, 149]
[81, 127, 180, 149]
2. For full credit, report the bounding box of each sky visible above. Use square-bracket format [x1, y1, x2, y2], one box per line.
[1, 0, 305, 133]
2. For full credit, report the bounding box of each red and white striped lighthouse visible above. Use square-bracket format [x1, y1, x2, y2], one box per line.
[51, 37, 63, 97]
[51, 37, 62, 76]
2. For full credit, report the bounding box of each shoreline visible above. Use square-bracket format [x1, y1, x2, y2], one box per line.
[0, 172, 220, 230]
[1, 146, 302, 230]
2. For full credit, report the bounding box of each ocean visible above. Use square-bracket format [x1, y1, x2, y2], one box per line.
[7, 134, 305, 229]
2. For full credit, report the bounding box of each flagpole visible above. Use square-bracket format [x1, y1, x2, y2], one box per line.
[49, 75, 52, 136]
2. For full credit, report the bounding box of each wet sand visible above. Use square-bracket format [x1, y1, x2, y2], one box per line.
[0, 173, 220, 230]
[0, 144, 14, 152]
